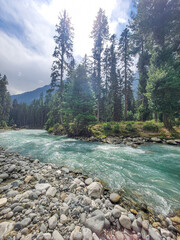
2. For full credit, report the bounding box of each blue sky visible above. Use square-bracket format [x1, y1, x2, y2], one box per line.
[0, 0, 132, 94]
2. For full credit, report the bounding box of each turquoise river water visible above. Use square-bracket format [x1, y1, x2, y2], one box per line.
[0, 129, 179, 215]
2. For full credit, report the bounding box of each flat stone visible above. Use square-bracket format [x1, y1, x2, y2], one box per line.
[48, 215, 57, 230]
[151, 137, 162, 143]
[112, 209, 121, 218]
[35, 183, 51, 191]
[119, 215, 131, 230]
[52, 230, 64, 240]
[0, 222, 14, 237]
[110, 193, 120, 203]
[166, 140, 177, 145]
[87, 182, 103, 199]
[46, 187, 57, 197]
[0, 198, 7, 207]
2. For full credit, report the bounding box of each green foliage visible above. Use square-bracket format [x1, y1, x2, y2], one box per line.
[0, 120, 7, 128]
[143, 122, 159, 132]
[113, 123, 120, 133]
[125, 123, 135, 132]
[103, 122, 112, 130]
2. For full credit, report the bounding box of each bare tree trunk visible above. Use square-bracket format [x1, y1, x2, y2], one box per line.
[163, 113, 172, 130]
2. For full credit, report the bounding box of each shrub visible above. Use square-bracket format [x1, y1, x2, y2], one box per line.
[125, 123, 135, 132]
[113, 123, 120, 133]
[103, 122, 112, 130]
[143, 122, 159, 132]
[0, 120, 7, 128]
[48, 127, 53, 133]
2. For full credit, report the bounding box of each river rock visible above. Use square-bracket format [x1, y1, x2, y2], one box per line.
[46, 187, 57, 197]
[0, 222, 14, 237]
[142, 220, 149, 230]
[87, 182, 103, 199]
[119, 215, 131, 230]
[112, 208, 121, 218]
[110, 193, 120, 203]
[13, 205, 23, 213]
[21, 217, 31, 227]
[166, 140, 177, 145]
[61, 167, 69, 173]
[132, 219, 141, 233]
[73, 231, 83, 240]
[0, 198, 7, 207]
[40, 223, 47, 233]
[0, 173, 9, 180]
[52, 230, 64, 240]
[160, 228, 171, 237]
[8, 164, 16, 172]
[82, 228, 93, 240]
[151, 137, 162, 143]
[25, 175, 33, 183]
[43, 233, 51, 240]
[149, 228, 161, 240]
[115, 231, 124, 240]
[115, 205, 127, 214]
[7, 190, 19, 197]
[85, 214, 105, 234]
[48, 215, 57, 229]
[35, 183, 51, 191]
[170, 216, 180, 224]
[85, 178, 93, 185]
[141, 228, 148, 240]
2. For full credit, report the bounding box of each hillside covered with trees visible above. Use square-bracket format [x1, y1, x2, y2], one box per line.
[1, 0, 180, 137]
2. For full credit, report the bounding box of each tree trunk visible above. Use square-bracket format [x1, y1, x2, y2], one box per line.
[155, 112, 157, 122]
[163, 113, 172, 130]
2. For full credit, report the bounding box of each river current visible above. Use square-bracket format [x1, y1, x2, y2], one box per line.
[0, 129, 179, 215]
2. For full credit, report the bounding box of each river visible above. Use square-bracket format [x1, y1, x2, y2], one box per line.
[0, 129, 179, 215]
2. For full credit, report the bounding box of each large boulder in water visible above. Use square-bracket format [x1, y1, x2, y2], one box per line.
[87, 182, 103, 199]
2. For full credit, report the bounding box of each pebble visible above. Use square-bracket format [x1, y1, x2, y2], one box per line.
[119, 215, 132, 230]
[110, 193, 121, 203]
[0, 197, 7, 207]
[48, 215, 57, 229]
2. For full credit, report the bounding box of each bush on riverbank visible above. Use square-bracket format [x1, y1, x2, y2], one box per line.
[48, 120, 180, 139]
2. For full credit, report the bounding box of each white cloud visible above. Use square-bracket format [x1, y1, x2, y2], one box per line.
[0, 0, 132, 94]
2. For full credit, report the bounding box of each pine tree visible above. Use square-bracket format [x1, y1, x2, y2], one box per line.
[0, 74, 11, 126]
[51, 10, 74, 124]
[91, 8, 109, 121]
[119, 28, 133, 120]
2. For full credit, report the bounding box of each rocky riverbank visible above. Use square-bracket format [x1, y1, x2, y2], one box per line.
[76, 136, 180, 148]
[0, 146, 180, 240]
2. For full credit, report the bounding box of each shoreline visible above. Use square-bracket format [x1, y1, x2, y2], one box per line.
[0, 146, 180, 239]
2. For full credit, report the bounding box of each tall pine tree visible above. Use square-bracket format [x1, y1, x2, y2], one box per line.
[51, 10, 74, 124]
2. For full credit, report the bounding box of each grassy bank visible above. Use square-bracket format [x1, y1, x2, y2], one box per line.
[49, 120, 180, 140]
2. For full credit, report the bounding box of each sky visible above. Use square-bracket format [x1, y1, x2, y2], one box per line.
[0, 0, 133, 94]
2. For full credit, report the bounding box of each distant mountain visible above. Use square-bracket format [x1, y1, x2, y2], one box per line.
[11, 85, 51, 104]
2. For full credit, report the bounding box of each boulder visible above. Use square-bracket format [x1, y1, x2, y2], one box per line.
[132, 219, 141, 233]
[149, 228, 161, 240]
[87, 182, 103, 199]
